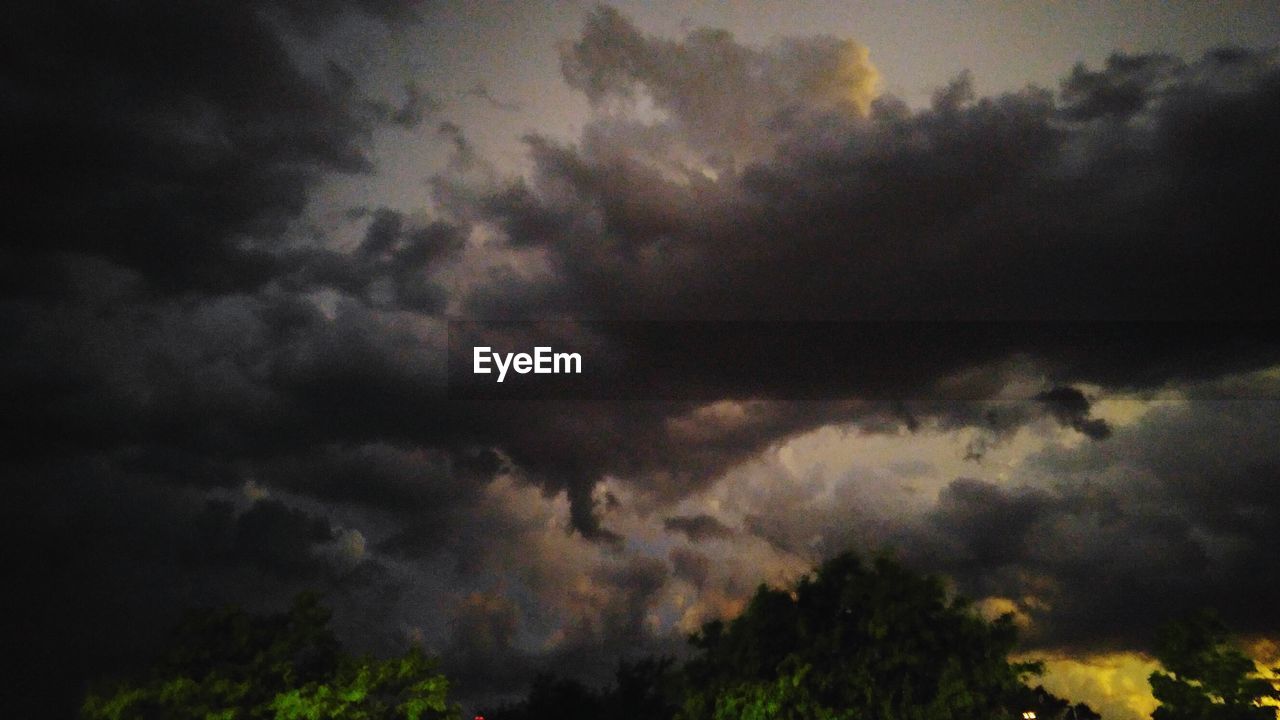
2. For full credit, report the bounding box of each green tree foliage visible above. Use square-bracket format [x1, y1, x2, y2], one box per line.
[81, 593, 460, 720]
[705, 660, 853, 720]
[1149, 611, 1279, 720]
[677, 553, 1051, 720]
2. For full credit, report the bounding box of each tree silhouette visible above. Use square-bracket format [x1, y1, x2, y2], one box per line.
[80, 593, 459, 720]
[677, 552, 1082, 720]
[1010, 685, 1102, 720]
[1149, 611, 1279, 720]
[483, 673, 604, 720]
[482, 658, 679, 720]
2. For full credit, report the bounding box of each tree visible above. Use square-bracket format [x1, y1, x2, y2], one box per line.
[677, 552, 1071, 720]
[610, 657, 682, 720]
[481, 552, 1102, 720]
[482, 658, 679, 720]
[482, 673, 605, 720]
[1008, 685, 1101, 720]
[1149, 611, 1279, 720]
[80, 593, 460, 720]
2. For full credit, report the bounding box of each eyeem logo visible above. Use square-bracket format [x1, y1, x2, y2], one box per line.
[473, 346, 582, 382]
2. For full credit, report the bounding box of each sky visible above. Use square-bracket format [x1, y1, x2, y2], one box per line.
[4, 2, 1280, 718]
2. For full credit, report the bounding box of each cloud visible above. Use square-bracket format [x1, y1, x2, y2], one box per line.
[284, 208, 464, 311]
[1036, 386, 1112, 440]
[560, 5, 879, 161]
[663, 513, 734, 542]
[389, 83, 443, 128]
[461, 81, 523, 112]
[0, 1, 425, 298]
[661, 372, 1280, 660]
[474, 46, 1280, 321]
[427, 31, 1280, 536]
[6, 2, 1280, 714]
[1035, 653, 1162, 720]
[894, 389, 1280, 651]
[668, 546, 712, 589]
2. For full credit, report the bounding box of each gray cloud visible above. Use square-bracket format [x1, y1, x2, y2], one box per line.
[461, 81, 523, 112]
[663, 514, 735, 542]
[668, 546, 712, 589]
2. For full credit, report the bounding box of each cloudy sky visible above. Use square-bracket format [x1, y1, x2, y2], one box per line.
[5, 2, 1280, 718]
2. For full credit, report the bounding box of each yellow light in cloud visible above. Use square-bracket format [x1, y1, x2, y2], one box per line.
[1023, 652, 1160, 720]
[976, 596, 1033, 631]
[801, 40, 881, 116]
[1020, 637, 1280, 720]
[835, 41, 881, 115]
[1243, 637, 1280, 709]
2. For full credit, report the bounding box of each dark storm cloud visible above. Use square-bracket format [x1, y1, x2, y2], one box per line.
[896, 393, 1280, 652]
[282, 209, 463, 311]
[219, 498, 337, 576]
[469, 38, 1280, 322]
[423, 10, 1280, 536]
[0, 0, 417, 297]
[1036, 386, 1111, 440]
[257, 442, 487, 514]
[412, 10, 1280, 529]
[1, 290, 452, 468]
